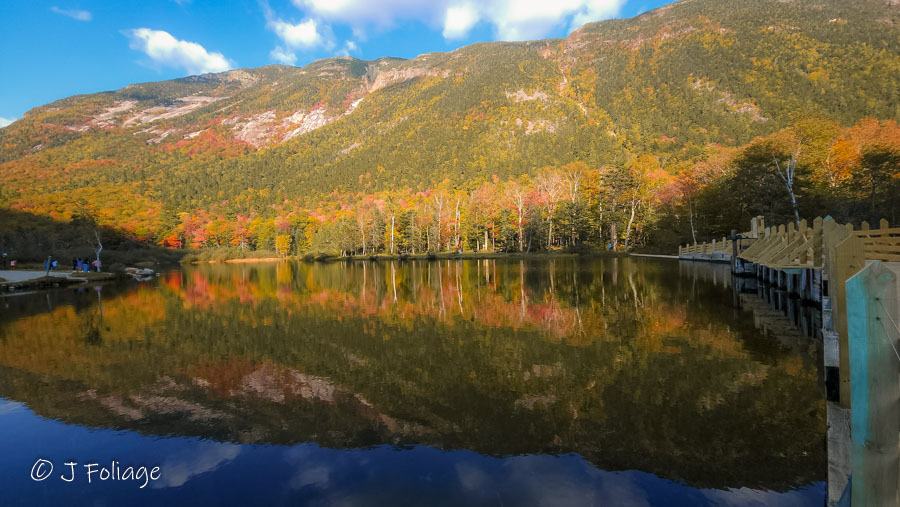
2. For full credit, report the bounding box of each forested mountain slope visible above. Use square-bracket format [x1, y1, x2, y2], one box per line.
[1, 0, 898, 257]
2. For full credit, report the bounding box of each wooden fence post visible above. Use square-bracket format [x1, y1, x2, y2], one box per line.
[813, 217, 824, 268]
[731, 229, 738, 273]
[834, 233, 867, 407]
[846, 261, 900, 506]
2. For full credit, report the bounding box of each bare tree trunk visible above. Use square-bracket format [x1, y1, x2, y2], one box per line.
[609, 222, 617, 251]
[434, 195, 444, 251]
[94, 230, 103, 271]
[547, 216, 553, 249]
[689, 198, 697, 244]
[598, 198, 604, 245]
[624, 199, 637, 251]
[454, 198, 460, 250]
[517, 212, 524, 252]
[774, 153, 801, 225]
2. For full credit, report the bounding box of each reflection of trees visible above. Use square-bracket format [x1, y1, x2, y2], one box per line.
[0, 259, 824, 490]
[80, 286, 105, 346]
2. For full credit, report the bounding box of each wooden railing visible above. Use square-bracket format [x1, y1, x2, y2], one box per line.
[853, 219, 900, 262]
[676, 214, 900, 505]
[678, 216, 764, 260]
[739, 217, 824, 269]
[678, 236, 734, 256]
[679, 216, 899, 266]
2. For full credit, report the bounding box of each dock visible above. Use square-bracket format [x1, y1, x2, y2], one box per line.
[678, 216, 900, 506]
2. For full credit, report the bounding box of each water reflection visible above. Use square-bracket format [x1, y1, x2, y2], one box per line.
[0, 258, 825, 505]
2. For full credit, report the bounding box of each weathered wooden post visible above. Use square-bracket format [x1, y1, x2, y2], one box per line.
[823, 219, 867, 407]
[750, 216, 762, 239]
[813, 217, 824, 303]
[730, 229, 739, 274]
[846, 261, 900, 506]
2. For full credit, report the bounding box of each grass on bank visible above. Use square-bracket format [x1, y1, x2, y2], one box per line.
[180, 247, 282, 264]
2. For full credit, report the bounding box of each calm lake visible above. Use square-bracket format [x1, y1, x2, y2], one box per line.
[0, 258, 825, 506]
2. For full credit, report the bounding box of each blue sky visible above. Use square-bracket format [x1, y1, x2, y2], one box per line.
[0, 0, 674, 126]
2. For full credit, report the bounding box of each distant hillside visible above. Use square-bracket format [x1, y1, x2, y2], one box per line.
[0, 0, 898, 256]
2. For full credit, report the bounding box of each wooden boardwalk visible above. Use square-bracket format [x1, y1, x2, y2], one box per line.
[678, 216, 900, 506]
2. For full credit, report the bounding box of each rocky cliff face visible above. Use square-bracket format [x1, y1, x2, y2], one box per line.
[0, 0, 896, 216]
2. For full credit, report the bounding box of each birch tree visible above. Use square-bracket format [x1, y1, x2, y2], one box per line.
[505, 177, 529, 252]
[536, 167, 564, 249]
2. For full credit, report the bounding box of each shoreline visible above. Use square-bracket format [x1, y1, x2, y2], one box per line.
[186, 251, 642, 264]
[222, 257, 284, 263]
[0, 271, 122, 292]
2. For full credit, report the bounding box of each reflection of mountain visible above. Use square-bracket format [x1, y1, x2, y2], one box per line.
[0, 259, 824, 490]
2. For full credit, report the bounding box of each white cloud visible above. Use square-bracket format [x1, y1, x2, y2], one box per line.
[0, 117, 15, 128]
[269, 18, 326, 49]
[292, 0, 625, 41]
[443, 3, 479, 39]
[293, 0, 436, 29]
[261, 1, 333, 61]
[335, 40, 359, 57]
[51, 6, 92, 21]
[481, 0, 626, 40]
[270, 46, 298, 65]
[125, 28, 233, 75]
[569, 0, 624, 31]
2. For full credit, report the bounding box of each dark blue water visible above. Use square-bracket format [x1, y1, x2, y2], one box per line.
[0, 259, 825, 505]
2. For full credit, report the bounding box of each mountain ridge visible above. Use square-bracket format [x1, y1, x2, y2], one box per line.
[0, 0, 898, 256]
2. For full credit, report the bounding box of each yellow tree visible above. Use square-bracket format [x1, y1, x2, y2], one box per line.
[822, 137, 858, 187]
[623, 154, 667, 251]
[561, 161, 587, 246]
[535, 167, 564, 249]
[275, 234, 292, 258]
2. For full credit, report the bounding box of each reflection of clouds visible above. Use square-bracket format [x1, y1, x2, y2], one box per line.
[0, 400, 25, 415]
[453, 455, 650, 506]
[268, 445, 819, 506]
[154, 442, 241, 488]
[701, 486, 818, 506]
[284, 445, 333, 491]
[291, 465, 331, 489]
[591, 471, 653, 507]
[497, 457, 650, 507]
[455, 462, 489, 492]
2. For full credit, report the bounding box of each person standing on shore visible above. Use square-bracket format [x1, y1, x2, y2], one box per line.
[2, 253, 7, 269]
